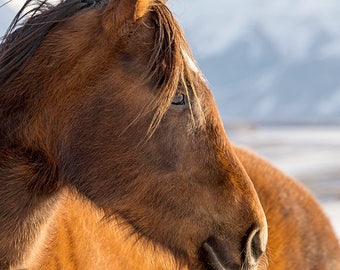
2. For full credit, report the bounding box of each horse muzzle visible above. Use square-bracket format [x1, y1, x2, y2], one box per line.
[200, 227, 267, 270]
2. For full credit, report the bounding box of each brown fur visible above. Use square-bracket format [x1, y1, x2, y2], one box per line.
[1, 0, 267, 269]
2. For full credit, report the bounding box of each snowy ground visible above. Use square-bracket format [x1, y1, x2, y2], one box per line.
[227, 125, 340, 238]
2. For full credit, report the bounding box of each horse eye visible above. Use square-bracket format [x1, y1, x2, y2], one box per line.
[171, 94, 186, 106]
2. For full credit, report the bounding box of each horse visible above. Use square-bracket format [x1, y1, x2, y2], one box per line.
[0, 1, 339, 270]
[0, 0, 268, 269]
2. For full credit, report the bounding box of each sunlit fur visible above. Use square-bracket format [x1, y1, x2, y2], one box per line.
[135, 0, 154, 20]
[0, 0, 339, 269]
[15, 189, 184, 270]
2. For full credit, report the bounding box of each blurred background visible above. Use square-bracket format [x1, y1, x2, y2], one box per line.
[1, 0, 339, 235]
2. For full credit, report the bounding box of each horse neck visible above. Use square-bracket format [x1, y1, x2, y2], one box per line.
[0, 148, 60, 268]
[31, 189, 187, 270]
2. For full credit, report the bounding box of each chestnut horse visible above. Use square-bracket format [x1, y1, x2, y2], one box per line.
[0, 1, 339, 270]
[1, 0, 267, 269]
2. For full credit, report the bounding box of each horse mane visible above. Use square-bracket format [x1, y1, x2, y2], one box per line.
[0, 0, 105, 85]
[0, 0, 200, 137]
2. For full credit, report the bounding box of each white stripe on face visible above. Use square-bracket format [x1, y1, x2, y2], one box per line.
[181, 48, 199, 73]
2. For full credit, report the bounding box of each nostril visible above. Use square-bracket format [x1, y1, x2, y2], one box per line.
[245, 228, 266, 265]
[250, 230, 263, 261]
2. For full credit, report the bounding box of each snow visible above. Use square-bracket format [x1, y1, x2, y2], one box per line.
[323, 201, 340, 237]
[229, 126, 340, 177]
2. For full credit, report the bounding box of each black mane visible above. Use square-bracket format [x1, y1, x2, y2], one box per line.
[0, 0, 104, 85]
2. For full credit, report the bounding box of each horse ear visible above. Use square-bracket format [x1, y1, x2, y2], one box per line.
[134, 0, 154, 20]
[105, 0, 154, 28]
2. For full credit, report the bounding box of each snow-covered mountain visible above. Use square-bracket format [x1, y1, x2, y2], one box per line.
[2, 0, 340, 123]
[198, 38, 340, 123]
[169, 0, 340, 123]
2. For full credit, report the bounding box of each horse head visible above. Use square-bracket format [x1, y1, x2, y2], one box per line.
[0, 0, 267, 269]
